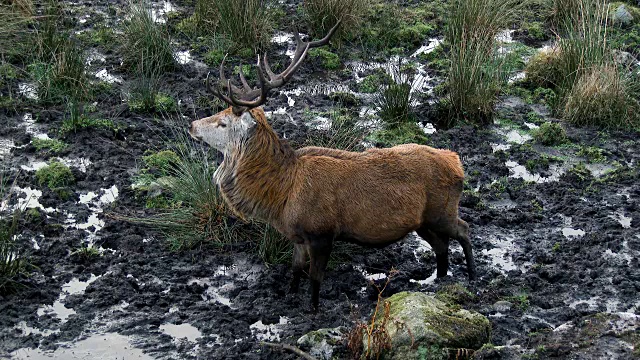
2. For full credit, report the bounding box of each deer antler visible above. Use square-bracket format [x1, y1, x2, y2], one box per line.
[206, 20, 342, 111]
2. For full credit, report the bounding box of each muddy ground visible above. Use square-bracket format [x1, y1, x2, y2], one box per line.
[1, 0, 639, 359]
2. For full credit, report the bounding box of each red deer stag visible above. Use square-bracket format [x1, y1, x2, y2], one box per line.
[189, 22, 476, 312]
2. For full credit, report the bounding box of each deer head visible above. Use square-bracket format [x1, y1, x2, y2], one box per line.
[189, 21, 341, 151]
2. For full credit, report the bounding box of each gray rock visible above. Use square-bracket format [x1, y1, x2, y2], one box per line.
[362, 292, 491, 359]
[493, 300, 513, 312]
[613, 50, 637, 67]
[297, 326, 347, 360]
[614, 5, 634, 25]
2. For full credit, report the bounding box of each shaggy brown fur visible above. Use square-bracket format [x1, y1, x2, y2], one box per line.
[195, 107, 475, 311]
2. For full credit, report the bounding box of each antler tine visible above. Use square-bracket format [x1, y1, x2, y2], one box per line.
[307, 19, 342, 48]
[224, 55, 270, 108]
[262, 54, 277, 82]
[218, 55, 243, 95]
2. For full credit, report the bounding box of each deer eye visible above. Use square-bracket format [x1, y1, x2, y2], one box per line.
[218, 122, 227, 128]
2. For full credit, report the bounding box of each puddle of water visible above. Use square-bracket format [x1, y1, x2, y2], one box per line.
[249, 316, 289, 342]
[272, 32, 293, 44]
[175, 50, 191, 65]
[505, 130, 532, 144]
[14, 321, 59, 337]
[308, 116, 332, 131]
[584, 163, 616, 178]
[480, 233, 529, 274]
[605, 240, 633, 265]
[65, 185, 119, 240]
[10, 333, 152, 360]
[524, 122, 539, 129]
[37, 274, 100, 323]
[20, 159, 48, 172]
[188, 277, 233, 306]
[57, 157, 93, 173]
[281, 88, 303, 108]
[22, 113, 51, 141]
[95, 69, 122, 84]
[491, 143, 511, 152]
[86, 49, 106, 66]
[505, 160, 564, 183]
[1, 187, 57, 213]
[160, 323, 202, 342]
[411, 38, 442, 57]
[18, 83, 38, 100]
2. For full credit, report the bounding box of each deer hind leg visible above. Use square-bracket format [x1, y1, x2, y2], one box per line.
[289, 243, 308, 294]
[307, 238, 333, 313]
[416, 227, 450, 278]
[456, 218, 476, 280]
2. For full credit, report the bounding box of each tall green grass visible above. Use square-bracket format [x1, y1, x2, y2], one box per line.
[304, 108, 371, 151]
[121, 0, 174, 73]
[196, 0, 272, 50]
[0, 166, 28, 295]
[374, 60, 420, 128]
[444, 0, 523, 125]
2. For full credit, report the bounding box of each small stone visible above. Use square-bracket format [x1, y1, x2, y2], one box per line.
[493, 300, 513, 312]
[614, 5, 634, 25]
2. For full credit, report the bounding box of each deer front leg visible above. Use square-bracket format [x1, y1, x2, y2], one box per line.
[290, 243, 308, 294]
[308, 238, 333, 313]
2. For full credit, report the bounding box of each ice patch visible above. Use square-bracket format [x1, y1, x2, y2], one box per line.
[481, 233, 529, 274]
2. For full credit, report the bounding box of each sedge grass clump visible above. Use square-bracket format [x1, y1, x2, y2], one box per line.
[562, 64, 640, 128]
[121, 1, 174, 74]
[524, 46, 565, 88]
[374, 59, 419, 128]
[0, 168, 29, 295]
[444, 0, 523, 125]
[533, 122, 567, 145]
[304, 109, 370, 151]
[303, 0, 367, 40]
[199, 0, 272, 50]
[0, 1, 35, 61]
[36, 160, 75, 191]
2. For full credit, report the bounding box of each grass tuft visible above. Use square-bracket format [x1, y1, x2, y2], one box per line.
[0, 166, 28, 295]
[444, 0, 523, 125]
[198, 0, 272, 50]
[533, 122, 567, 145]
[303, 0, 367, 41]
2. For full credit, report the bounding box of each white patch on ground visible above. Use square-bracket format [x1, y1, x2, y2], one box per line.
[95, 69, 123, 84]
[13, 321, 59, 337]
[584, 163, 616, 178]
[281, 88, 303, 107]
[307, 116, 332, 131]
[354, 265, 387, 281]
[480, 232, 530, 274]
[37, 274, 100, 323]
[0, 187, 57, 213]
[491, 143, 511, 152]
[18, 83, 38, 100]
[524, 122, 539, 129]
[0, 138, 15, 158]
[411, 38, 443, 57]
[410, 268, 452, 285]
[508, 71, 526, 84]
[19, 159, 48, 172]
[10, 333, 152, 360]
[249, 316, 289, 342]
[505, 160, 564, 183]
[609, 211, 632, 229]
[504, 130, 532, 144]
[605, 240, 633, 265]
[151, 1, 175, 23]
[175, 50, 192, 64]
[160, 323, 202, 342]
[418, 122, 437, 134]
[496, 29, 515, 43]
[562, 227, 585, 238]
[57, 157, 93, 172]
[65, 185, 119, 245]
[86, 49, 106, 66]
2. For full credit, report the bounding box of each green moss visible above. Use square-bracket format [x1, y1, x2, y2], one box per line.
[61, 117, 117, 134]
[397, 23, 435, 47]
[36, 161, 75, 190]
[533, 122, 567, 146]
[32, 138, 68, 153]
[507, 294, 530, 311]
[577, 146, 607, 163]
[77, 26, 116, 49]
[551, 242, 561, 252]
[435, 283, 475, 305]
[368, 122, 427, 147]
[26, 208, 41, 220]
[204, 49, 225, 66]
[524, 21, 546, 40]
[0, 63, 17, 87]
[328, 92, 359, 107]
[309, 48, 341, 70]
[155, 93, 176, 112]
[143, 150, 179, 175]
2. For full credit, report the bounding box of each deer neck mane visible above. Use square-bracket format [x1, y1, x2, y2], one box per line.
[215, 109, 297, 223]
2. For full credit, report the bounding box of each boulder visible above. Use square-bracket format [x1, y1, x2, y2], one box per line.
[364, 292, 491, 359]
[613, 4, 634, 25]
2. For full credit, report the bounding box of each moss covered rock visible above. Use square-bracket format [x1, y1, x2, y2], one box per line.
[365, 292, 491, 359]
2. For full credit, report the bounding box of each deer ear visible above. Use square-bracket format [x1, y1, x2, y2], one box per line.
[232, 106, 246, 116]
